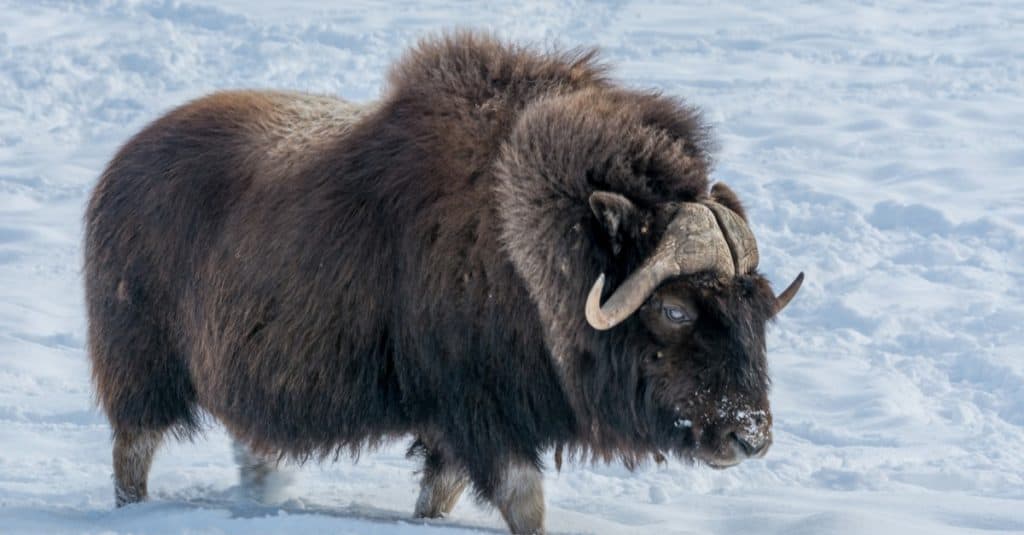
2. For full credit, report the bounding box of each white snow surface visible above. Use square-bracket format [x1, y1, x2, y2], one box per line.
[2, 1, 1023, 533]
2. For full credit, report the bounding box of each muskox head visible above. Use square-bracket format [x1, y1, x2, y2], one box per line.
[496, 86, 803, 469]
[585, 185, 802, 468]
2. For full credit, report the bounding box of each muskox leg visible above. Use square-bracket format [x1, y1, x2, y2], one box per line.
[112, 428, 164, 507]
[86, 263, 199, 508]
[232, 440, 287, 503]
[491, 459, 545, 535]
[413, 446, 469, 519]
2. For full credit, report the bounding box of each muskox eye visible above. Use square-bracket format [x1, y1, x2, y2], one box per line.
[663, 305, 691, 323]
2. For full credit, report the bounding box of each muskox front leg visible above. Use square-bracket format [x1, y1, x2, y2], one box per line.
[490, 458, 545, 535]
[414, 446, 469, 519]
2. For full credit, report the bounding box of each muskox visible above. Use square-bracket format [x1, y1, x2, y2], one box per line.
[84, 33, 802, 533]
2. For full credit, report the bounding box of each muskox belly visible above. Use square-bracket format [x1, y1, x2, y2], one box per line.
[184, 262, 409, 457]
[190, 329, 409, 457]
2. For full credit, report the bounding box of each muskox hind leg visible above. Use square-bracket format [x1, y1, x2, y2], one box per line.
[413, 444, 469, 519]
[232, 440, 290, 503]
[112, 428, 164, 506]
[86, 262, 199, 507]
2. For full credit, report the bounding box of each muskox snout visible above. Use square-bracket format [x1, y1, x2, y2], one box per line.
[702, 410, 772, 469]
[729, 428, 771, 458]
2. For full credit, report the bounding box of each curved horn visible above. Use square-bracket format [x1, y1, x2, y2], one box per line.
[774, 272, 804, 314]
[585, 204, 734, 330]
[704, 201, 759, 275]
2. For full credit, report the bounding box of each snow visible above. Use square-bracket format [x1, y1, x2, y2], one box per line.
[1, 1, 1022, 533]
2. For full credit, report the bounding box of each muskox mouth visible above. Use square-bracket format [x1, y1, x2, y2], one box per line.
[701, 434, 766, 469]
[704, 458, 743, 470]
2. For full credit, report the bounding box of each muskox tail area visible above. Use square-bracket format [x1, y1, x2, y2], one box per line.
[84, 277, 200, 437]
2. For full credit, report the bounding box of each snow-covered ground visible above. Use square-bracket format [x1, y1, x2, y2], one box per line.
[2, 1, 1022, 533]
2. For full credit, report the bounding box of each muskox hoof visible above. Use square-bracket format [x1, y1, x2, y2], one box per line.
[114, 487, 147, 508]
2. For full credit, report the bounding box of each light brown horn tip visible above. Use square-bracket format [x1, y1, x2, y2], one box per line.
[584, 273, 615, 331]
[775, 272, 804, 314]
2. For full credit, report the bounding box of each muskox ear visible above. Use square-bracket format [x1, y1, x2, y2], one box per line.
[589, 191, 638, 255]
[710, 182, 747, 221]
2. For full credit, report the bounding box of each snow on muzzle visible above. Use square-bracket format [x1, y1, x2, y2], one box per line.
[678, 404, 773, 469]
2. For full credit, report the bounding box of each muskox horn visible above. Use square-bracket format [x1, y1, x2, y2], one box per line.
[774, 272, 804, 314]
[704, 201, 759, 276]
[585, 203, 738, 331]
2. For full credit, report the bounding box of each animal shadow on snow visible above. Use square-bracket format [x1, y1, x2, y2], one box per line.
[150, 485, 588, 534]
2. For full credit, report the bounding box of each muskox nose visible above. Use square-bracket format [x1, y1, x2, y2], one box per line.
[730, 430, 771, 457]
[722, 410, 772, 459]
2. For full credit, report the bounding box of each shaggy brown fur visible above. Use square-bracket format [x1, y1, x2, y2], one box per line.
[85, 32, 785, 533]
